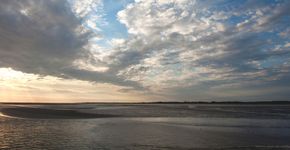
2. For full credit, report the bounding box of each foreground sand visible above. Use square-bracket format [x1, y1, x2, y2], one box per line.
[0, 104, 290, 149]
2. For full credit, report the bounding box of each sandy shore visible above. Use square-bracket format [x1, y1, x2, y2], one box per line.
[0, 106, 118, 119]
[0, 104, 290, 149]
[1, 103, 290, 119]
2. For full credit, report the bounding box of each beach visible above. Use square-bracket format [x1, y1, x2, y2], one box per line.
[0, 104, 290, 150]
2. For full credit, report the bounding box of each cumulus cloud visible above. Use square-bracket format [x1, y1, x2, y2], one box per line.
[112, 0, 290, 100]
[0, 0, 143, 90]
[0, 0, 289, 101]
[0, 0, 85, 73]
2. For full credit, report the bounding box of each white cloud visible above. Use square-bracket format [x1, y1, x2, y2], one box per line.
[0, 0, 289, 101]
[69, 0, 107, 34]
[111, 0, 290, 100]
[70, 0, 102, 18]
[285, 43, 290, 48]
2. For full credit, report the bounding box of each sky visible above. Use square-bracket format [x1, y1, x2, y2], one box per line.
[0, 0, 289, 103]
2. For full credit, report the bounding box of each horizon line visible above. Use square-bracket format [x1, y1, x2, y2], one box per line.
[1, 100, 290, 105]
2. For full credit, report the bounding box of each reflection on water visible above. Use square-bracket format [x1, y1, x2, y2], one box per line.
[132, 117, 290, 128]
[0, 117, 103, 149]
[1, 116, 290, 150]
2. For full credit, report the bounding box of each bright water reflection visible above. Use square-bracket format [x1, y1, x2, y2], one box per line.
[1, 116, 290, 150]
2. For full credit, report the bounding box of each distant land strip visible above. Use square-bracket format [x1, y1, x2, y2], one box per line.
[0, 101, 290, 105]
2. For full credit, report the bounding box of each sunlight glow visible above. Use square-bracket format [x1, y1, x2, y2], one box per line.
[0, 68, 27, 80]
[0, 67, 149, 103]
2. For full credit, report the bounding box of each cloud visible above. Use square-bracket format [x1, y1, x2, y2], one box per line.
[0, 0, 143, 90]
[112, 0, 290, 100]
[0, 0, 84, 72]
[0, 68, 146, 102]
[0, 0, 289, 101]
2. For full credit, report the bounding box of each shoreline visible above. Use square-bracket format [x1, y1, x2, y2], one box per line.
[1, 100, 290, 106]
[0, 107, 118, 119]
[1, 103, 290, 119]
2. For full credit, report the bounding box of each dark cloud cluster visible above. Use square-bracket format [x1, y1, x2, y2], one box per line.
[0, 0, 289, 101]
[0, 0, 85, 73]
[0, 0, 143, 90]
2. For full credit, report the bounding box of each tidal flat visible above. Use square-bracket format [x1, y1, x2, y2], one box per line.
[0, 104, 290, 150]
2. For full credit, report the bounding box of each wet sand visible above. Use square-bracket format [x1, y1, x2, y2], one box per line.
[0, 107, 118, 119]
[0, 104, 290, 149]
[2, 103, 290, 119]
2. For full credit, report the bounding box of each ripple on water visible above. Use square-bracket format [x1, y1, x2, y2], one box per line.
[1, 116, 290, 149]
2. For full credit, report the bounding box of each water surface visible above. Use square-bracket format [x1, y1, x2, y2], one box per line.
[0, 104, 290, 150]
